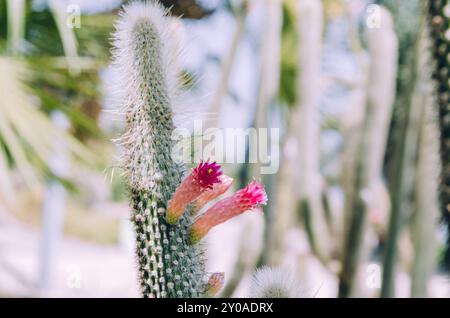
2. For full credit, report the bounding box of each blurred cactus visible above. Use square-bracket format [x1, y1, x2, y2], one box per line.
[339, 6, 398, 297]
[293, 0, 331, 264]
[250, 266, 301, 298]
[381, 0, 421, 189]
[255, 0, 283, 267]
[427, 0, 450, 270]
[379, 0, 421, 100]
[381, 6, 441, 297]
[208, 0, 248, 128]
[410, 25, 441, 294]
[379, 0, 421, 56]
[253, 0, 282, 174]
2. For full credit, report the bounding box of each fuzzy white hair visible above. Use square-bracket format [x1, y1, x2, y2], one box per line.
[250, 266, 302, 298]
[109, 1, 186, 190]
[109, 0, 182, 115]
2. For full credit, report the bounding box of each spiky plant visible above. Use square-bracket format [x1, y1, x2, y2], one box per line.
[111, 2, 267, 298]
[427, 0, 450, 270]
[250, 266, 301, 298]
[111, 2, 206, 298]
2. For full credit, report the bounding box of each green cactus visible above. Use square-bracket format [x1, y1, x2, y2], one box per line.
[427, 0, 450, 270]
[110, 0, 267, 299]
[111, 1, 205, 298]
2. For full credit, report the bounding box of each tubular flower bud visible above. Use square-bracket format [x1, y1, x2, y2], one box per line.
[189, 180, 267, 244]
[192, 175, 234, 214]
[166, 161, 222, 224]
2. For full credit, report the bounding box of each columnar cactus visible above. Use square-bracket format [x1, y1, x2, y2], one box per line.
[111, 2, 267, 298]
[340, 6, 398, 298]
[111, 1, 206, 298]
[427, 0, 450, 270]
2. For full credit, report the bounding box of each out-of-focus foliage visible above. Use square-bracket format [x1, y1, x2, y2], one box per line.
[0, 58, 96, 203]
[27, 58, 103, 139]
[0, 0, 115, 134]
[22, 6, 114, 138]
[0, 0, 115, 203]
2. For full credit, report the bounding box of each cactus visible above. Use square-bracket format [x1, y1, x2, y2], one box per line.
[380, 0, 421, 194]
[111, 3, 269, 298]
[251, 0, 282, 269]
[111, 1, 207, 298]
[250, 266, 301, 298]
[410, 5, 443, 296]
[293, 0, 331, 264]
[410, 44, 441, 297]
[208, 0, 248, 128]
[381, 5, 440, 297]
[339, 5, 398, 298]
[111, 1, 269, 299]
[386, 10, 441, 297]
[427, 0, 450, 271]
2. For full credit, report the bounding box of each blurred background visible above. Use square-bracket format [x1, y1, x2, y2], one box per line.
[0, 0, 449, 297]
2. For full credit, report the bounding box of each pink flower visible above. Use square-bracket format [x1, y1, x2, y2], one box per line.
[192, 175, 234, 214]
[204, 272, 225, 297]
[189, 180, 267, 244]
[166, 161, 222, 224]
[193, 160, 223, 189]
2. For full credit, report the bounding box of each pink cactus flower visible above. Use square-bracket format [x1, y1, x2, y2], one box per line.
[189, 180, 267, 244]
[192, 175, 234, 214]
[166, 161, 222, 224]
